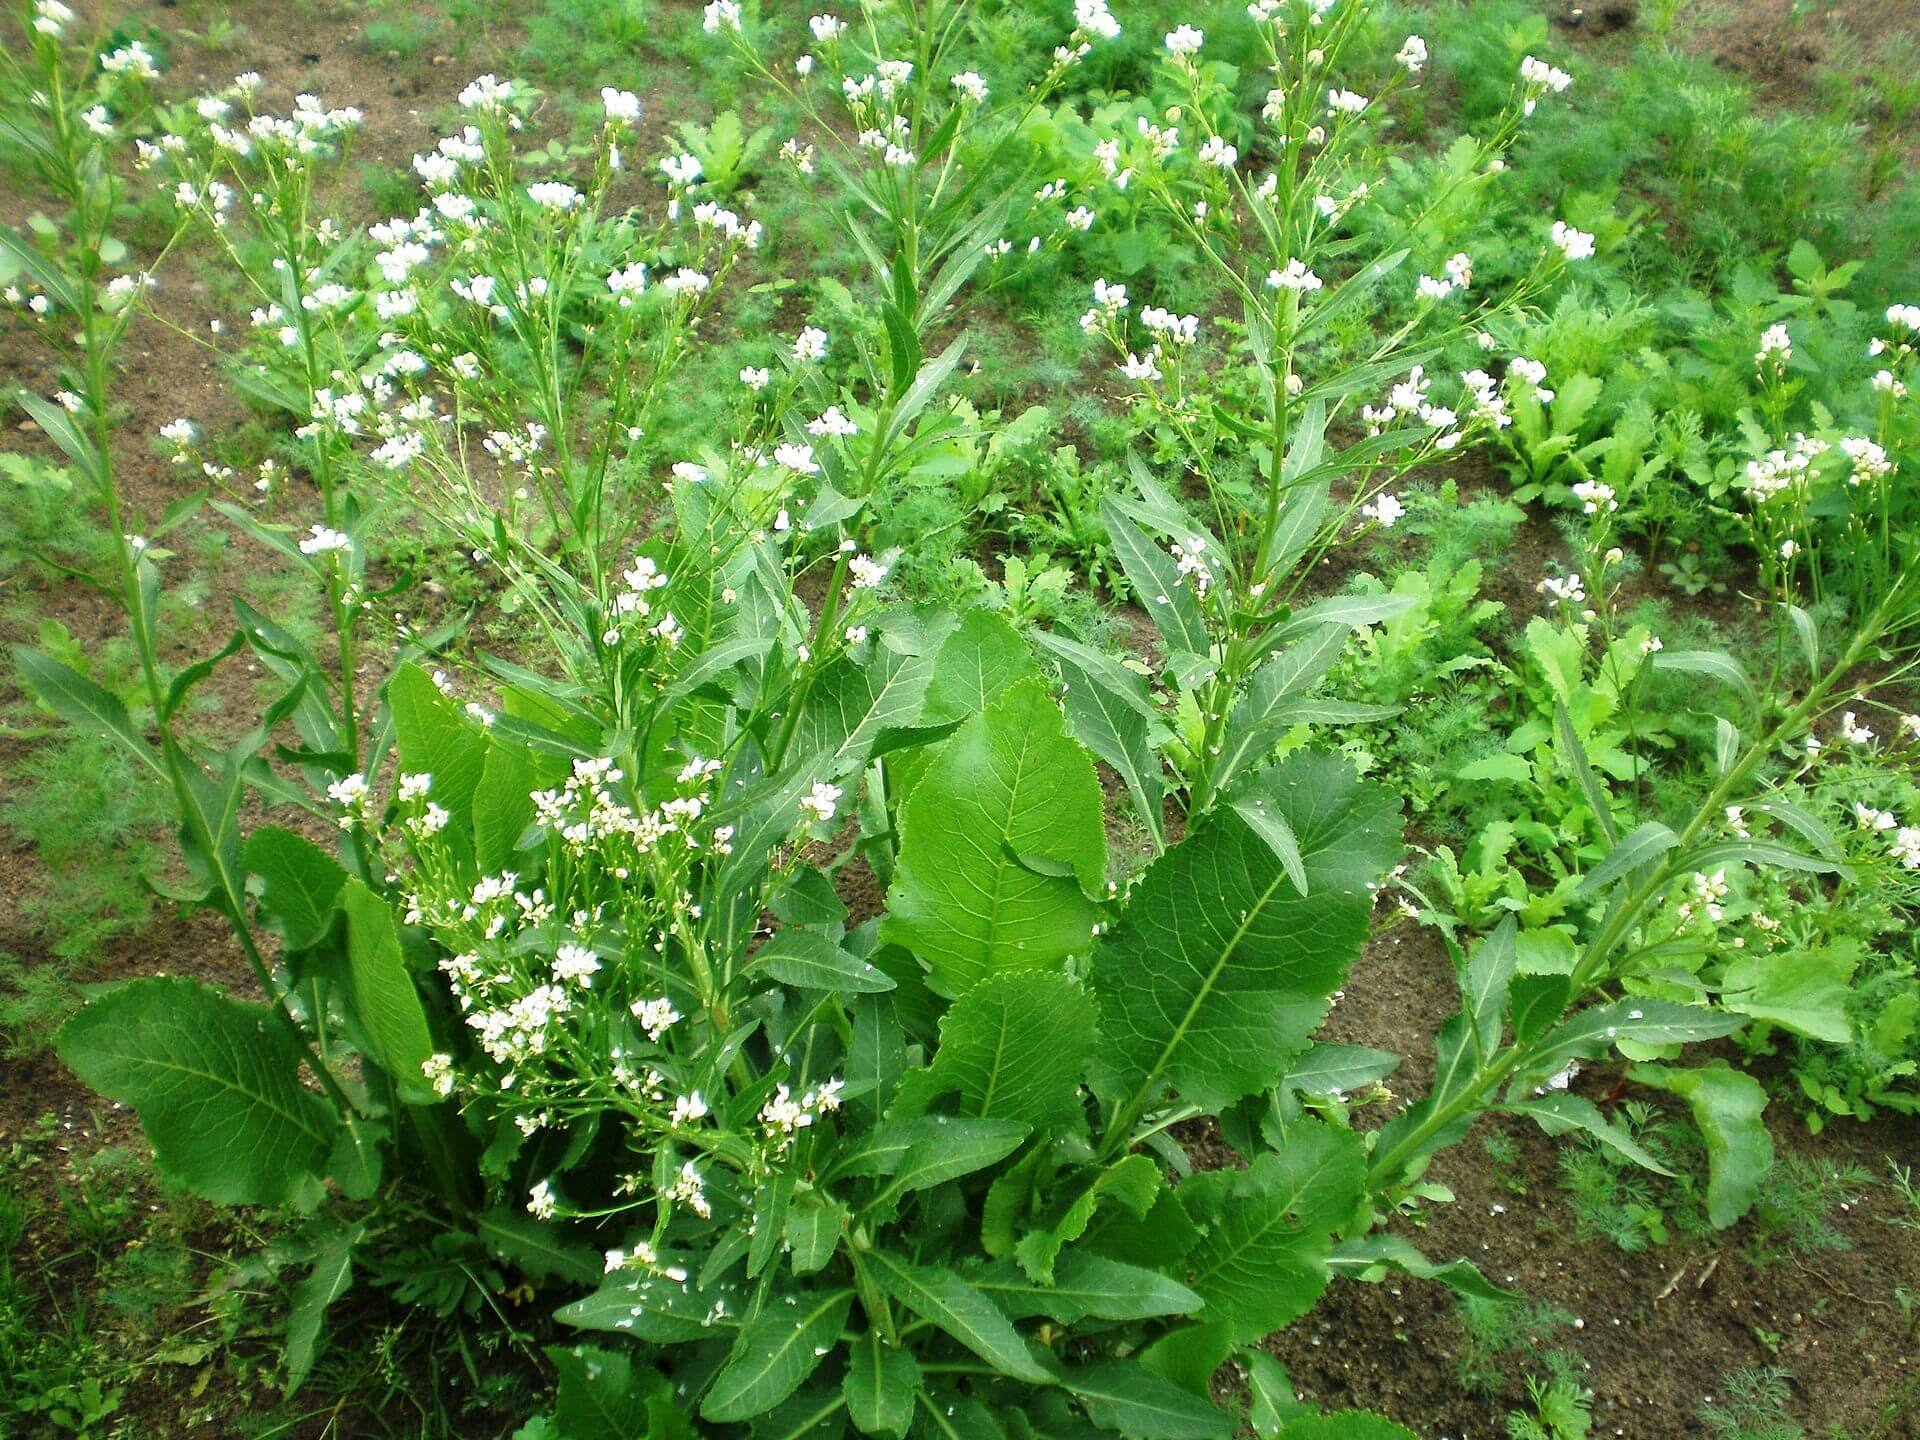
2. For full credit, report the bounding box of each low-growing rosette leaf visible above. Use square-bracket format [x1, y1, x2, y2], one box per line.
[1093, 754, 1399, 1112]
[1630, 1063, 1774, 1227]
[883, 677, 1107, 996]
[57, 976, 337, 1206]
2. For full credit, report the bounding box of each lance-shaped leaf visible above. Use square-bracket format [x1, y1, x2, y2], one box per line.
[1180, 1121, 1365, 1342]
[973, 1253, 1202, 1324]
[557, 1268, 742, 1342]
[1093, 754, 1398, 1111]
[845, 1330, 919, 1439]
[702, 1289, 854, 1421]
[888, 971, 1097, 1132]
[13, 646, 163, 779]
[883, 678, 1106, 996]
[1059, 1361, 1233, 1439]
[864, 1252, 1054, 1384]
[1212, 626, 1349, 798]
[1102, 499, 1209, 657]
[57, 977, 336, 1206]
[1630, 1063, 1773, 1227]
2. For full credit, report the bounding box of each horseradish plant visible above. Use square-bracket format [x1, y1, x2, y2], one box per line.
[1069, 4, 1583, 837]
[7, 3, 1910, 1439]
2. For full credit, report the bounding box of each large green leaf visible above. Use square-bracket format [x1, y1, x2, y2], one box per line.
[1093, 755, 1398, 1110]
[243, 826, 347, 950]
[1630, 1063, 1773, 1227]
[1179, 1121, 1364, 1342]
[389, 662, 487, 865]
[549, 1345, 672, 1440]
[558, 1270, 740, 1343]
[341, 878, 436, 1096]
[1722, 948, 1854, 1043]
[57, 977, 336, 1206]
[889, 971, 1096, 1132]
[882, 678, 1106, 996]
[921, 609, 1042, 727]
[789, 649, 935, 778]
[702, 1289, 854, 1421]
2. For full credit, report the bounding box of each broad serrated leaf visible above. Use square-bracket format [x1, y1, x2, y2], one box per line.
[243, 826, 346, 950]
[887, 971, 1096, 1132]
[1093, 755, 1398, 1111]
[883, 679, 1106, 996]
[57, 977, 336, 1206]
[1179, 1122, 1365, 1342]
[922, 610, 1042, 726]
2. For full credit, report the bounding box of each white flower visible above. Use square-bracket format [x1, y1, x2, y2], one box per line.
[1120, 351, 1162, 382]
[774, 442, 819, 475]
[1519, 55, 1572, 114]
[1362, 493, 1405, 527]
[159, 417, 197, 447]
[1074, 0, 1121, 42]
[703, 0, 742, 32]
[300, 525, 352, 556]
[741, 365, 770, 390]
[809, 14, 847, 42]
[1396, 35, 1428, 73]
[848, 554, 889, 589]
[1326, 89, 1370, 116]
[398, 772, 434, 801]
[1757, 323, 1792, 365]
[794, 326, 829, 362]
[1267, 258, 1323, 292]
[1165, 25, 1204, 56]
[554, 944, 601, 986]
[1550, 220, 1595, 262]
[950, 71, 989, 103]
[660, 152, 703, 186]
[632, 996, 682, 1041]
[1416, 274, 1454, 302]
[1892, 827, 1920, 870]
[807, 406, 858, 438]
[1198, 135, 1238, 170]
[527, 181, 582, 211]
[799, 781, 842, 825]
[601, 87, 642, 122]
[527, 1179, 557, 1219]
[421, 1053, 455, 1098]
[102, 42, 161, 79]
[458, 73, 512, 110]
[81, 105, 114, 137]
[1571, 480, 1618, 514]
[1839, 711, 1875, 746]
